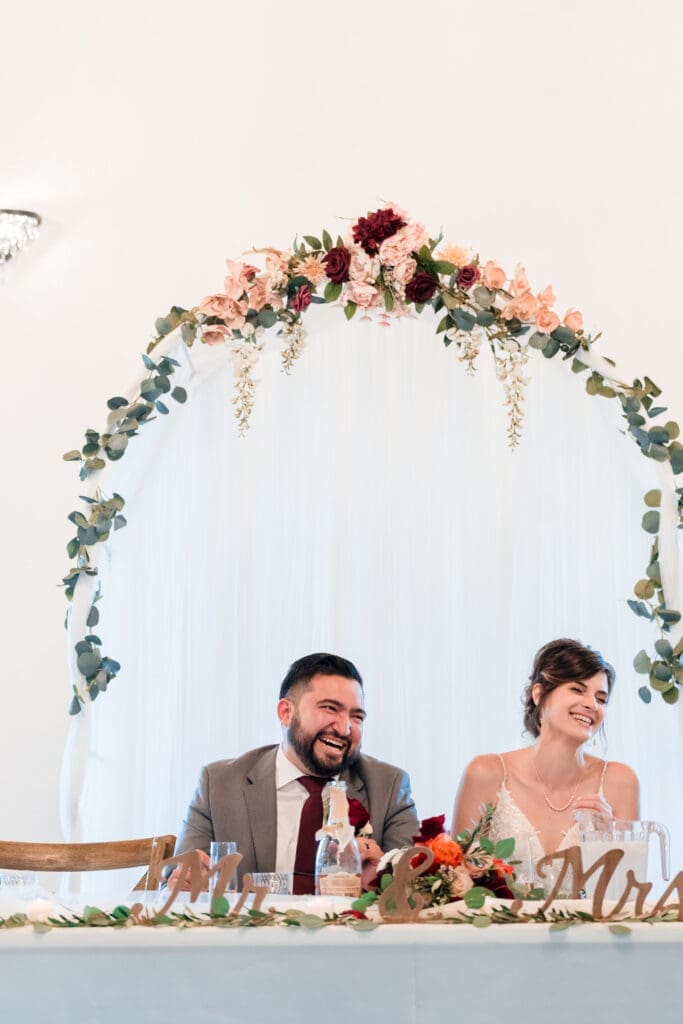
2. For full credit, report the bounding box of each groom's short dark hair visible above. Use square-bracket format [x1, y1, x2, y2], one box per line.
[279, 653, 363, 699]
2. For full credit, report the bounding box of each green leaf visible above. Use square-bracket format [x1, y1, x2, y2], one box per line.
[642, 511, 660, 534]
[383, 287, 394, 312]
[210, 895, 230, 918]
[669, 444, 683, 476]
[436, 315, 451, 334]
[634, 579, 655, 600]
[63, 450, 83, 462]
[86, 605, 100, 628]
[68, 695, 82, 716]
[77, 650, 102, 678]
[463, 887, 487, 909]
[107, 397, 128, 411]
[323, 281, 342, 303]
[433, 260, 456, 275]
[348, 918, 379, 931]
[322, 229, 333, 252]
[471, 915, 492, 928]
[586, 373, 602, 396]
[114, 515, 127, 531]
[549, 920, 571, 931]
[528, 332, 547, 350]
[608, 924, 631, 936]
[655, 638, 673, 660]
[303, 235, 322, 251]
[664, 421, 680, 440]
[142, 354, 157, 371]
[644, 489, 662, 508]
[453, 309, 475, 332]
[493, 837, 515, 859]
[542, 336, 560, 359]
[257, 308, 278, 328]
[662, 688, 679, 705]
[627, 599, 652, 620]
[475, 310, 495, 327]
[155, 400, 169, 415]
[171, 387, 187, 404]
[633, 650, 651, 674]
[344, 302, 357, 320]
[181, 322, 197, 345]
[638, 685, 652, 704]
[471, 286, 494, 307]
[298, 914, 326, 929]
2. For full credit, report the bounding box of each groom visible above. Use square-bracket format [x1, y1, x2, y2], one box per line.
[172, 652, 419, 892]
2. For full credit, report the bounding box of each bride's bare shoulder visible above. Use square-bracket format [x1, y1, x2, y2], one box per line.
[461, 753, 505, 786]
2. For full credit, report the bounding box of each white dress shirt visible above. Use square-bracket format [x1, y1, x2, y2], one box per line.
[275, 746, 334, 873]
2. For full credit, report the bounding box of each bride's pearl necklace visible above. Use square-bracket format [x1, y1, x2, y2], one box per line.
[533, 758, 584, 813]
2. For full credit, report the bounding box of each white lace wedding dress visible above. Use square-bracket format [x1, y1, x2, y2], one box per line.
[488, 754, 609, 867]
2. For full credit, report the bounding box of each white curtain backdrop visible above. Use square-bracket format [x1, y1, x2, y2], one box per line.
[63, 307, 682, 888]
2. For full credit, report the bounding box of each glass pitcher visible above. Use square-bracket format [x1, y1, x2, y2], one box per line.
[575, 813, 670, 900]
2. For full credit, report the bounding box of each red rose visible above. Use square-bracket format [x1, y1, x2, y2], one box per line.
[405, 272, 439, 304]
[412, 814, 446, 844]
[323, 246, 351, 284]
[352, 207, 406, 255]
[348, 798, 370, 833]
[338, 909, 368, 920]
[456, 264, 481, 290]
[290, 285, 312, 312]
[484, 872, 514, 900]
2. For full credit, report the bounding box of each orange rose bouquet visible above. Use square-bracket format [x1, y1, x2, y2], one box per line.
[357, 807, 515, 911]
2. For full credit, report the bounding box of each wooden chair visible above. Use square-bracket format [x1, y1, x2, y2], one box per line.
[0, 835, 176, 890]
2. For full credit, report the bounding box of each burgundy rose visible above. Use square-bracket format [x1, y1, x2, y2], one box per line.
[348, 798, 370, 833]
[412, 814, 446, 844]
[456, 264, 481, 290]
[352, 207, 406, 255]
[290, 285, 312, 312]
[323, 246, 351, 284]
[405, 272, 439, 304]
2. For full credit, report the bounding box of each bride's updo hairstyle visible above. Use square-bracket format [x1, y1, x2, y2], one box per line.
[523, 638, 615, 738]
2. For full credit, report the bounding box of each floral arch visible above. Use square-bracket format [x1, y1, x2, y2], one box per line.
[63, 204, 683, 718]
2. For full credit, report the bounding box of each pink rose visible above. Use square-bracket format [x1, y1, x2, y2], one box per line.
[510, 264, 530, 297]
[482, 260, 506, 290]
[535, 304, 560, 334]
[224, 259, 250, 300]
[249, 275, 283, 313]
[450, 865, 475, 898]
[563, 307, 583, 332]
[349, 246, 378, 283]
[203, 326, 228, 346]
[346, 280, 379, 307]
[502, 289, 537, 322]
[393, 256, 417, 284]
[537, 284, 556, 306]
[379, 223, 429, 265]
[199, 293, 235, 318]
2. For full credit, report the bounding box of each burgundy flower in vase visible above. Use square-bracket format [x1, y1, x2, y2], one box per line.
[456, 264, 481, 290]
[290, 285, 312, 312]
[352, 207, 406, 255]
[323, 246, 351, 284]
[348, 798, 370, 833]
[405, 272, 439, 304]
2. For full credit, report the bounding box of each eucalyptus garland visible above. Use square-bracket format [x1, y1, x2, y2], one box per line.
[62, 205, 683, 714]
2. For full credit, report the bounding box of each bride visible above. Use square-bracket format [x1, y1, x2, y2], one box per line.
[451, 638, 640, 865]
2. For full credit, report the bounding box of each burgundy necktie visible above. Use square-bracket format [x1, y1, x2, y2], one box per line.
[292, 775, 327, 895]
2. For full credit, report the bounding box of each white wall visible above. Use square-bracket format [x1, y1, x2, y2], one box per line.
[1, 0, 682, 842]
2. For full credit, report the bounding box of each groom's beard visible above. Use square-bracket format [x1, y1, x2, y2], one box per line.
[286, 711, 358, 777]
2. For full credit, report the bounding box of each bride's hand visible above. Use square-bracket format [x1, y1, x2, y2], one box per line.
[573, 790, 610, 831]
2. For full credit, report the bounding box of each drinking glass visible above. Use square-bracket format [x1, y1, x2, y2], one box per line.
[251, 872, 293, 895]
[209, 842, 237, 895]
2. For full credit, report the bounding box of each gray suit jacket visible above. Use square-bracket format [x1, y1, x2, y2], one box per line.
[174, 745, 419, 883]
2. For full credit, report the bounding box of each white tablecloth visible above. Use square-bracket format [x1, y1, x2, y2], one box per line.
[2, 918, 683, 1023]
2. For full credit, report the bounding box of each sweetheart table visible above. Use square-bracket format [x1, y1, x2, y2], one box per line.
[2, 906, 682, 1024]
